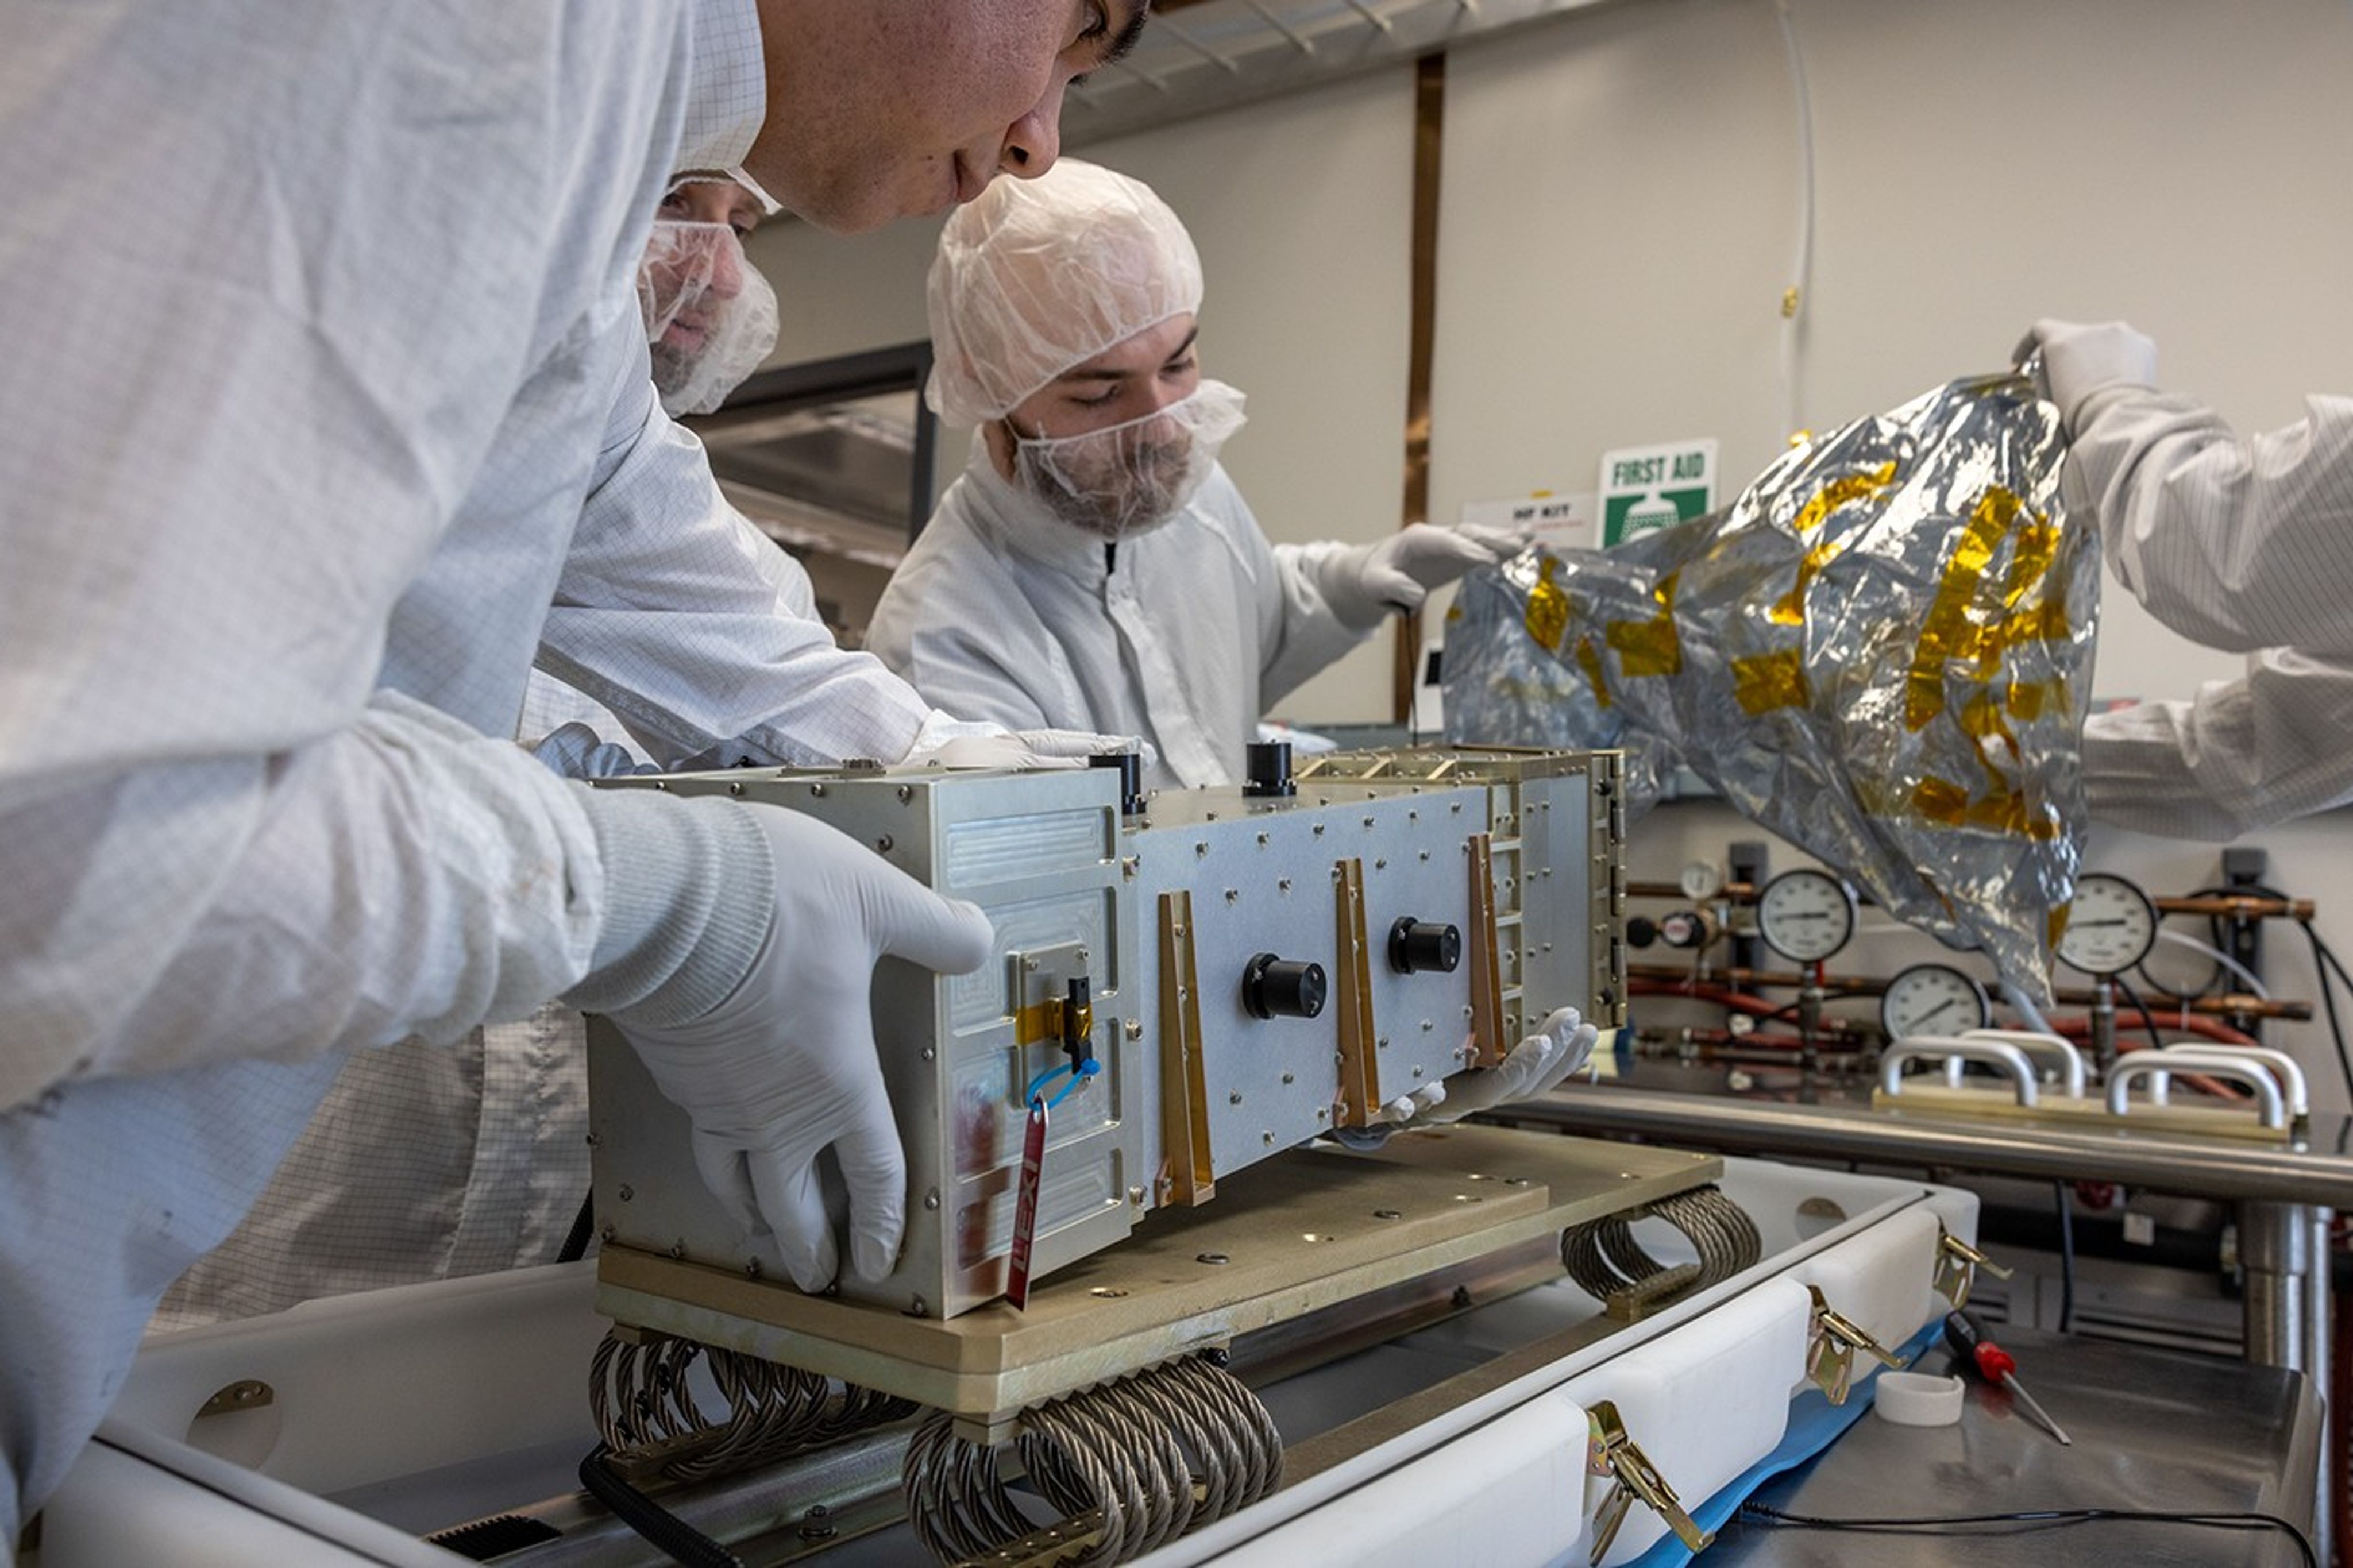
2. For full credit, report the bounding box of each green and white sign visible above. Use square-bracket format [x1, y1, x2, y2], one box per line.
[1598, 438, 1717, 546]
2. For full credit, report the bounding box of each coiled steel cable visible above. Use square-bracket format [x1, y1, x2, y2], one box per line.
[902, 1353, 1284, 1565]
[589, 1330, 912, 1485]
[1560, 1183, 1761, 1308]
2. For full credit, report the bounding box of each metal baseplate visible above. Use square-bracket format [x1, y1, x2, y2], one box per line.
[597, 1125, 1721, 1432]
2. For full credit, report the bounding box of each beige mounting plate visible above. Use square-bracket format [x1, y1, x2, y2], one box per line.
[599, 1126, 1719, 1424]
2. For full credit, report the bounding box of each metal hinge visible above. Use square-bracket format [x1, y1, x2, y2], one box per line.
[1587, 1400, 1714, 1563]
[1806, 1285, 1904, 1405]
[1933, 1222, 2013, 1309]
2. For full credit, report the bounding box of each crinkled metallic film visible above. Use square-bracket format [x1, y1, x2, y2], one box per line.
[1445, 370, 2090, 997]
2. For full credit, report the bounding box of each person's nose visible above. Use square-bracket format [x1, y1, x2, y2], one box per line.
[997, 80, 1067, 180]
[705, 237, 745, 303]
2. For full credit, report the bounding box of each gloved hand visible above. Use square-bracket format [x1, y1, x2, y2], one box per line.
[912, 728, 1145, 771]
[1422, 1006, 1602, 1124]
[1328, 523, 1528, 626]
[1326, 1006, 1600, 1149]
[2012, 319, 2158, 430]
[612, 806, 994, 1292]
[902, 712, 1150, 772]
[527, 721, 655, 781]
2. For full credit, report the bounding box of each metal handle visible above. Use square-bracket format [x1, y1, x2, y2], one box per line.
[1879, 1038, 2040, 1108]
[2150, 1044, 2309, 1120]
[2107, 1055, 2288, 1130]
[1959, 1029, 2087, 1098]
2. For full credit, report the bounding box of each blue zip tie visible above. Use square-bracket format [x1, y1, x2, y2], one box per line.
[1025, 1058, 1102, 1111]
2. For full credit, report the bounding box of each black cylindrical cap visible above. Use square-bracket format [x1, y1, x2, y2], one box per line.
[1387, 917, 1462, 975]
[1088, 750, 1145, 815]
[1241, 952, 1326, 1019]
[1243, 740, 1295, 798]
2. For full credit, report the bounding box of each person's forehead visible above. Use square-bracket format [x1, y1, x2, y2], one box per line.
[1057, 315, 1199, 380]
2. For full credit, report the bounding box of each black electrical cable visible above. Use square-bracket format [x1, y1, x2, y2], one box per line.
[556, 1192, 596, 1265]
[2298, 922, 2353, 1115]
[2109, 972, 2166, 1052]
[577, 1446, 744, 1568]
[2051, 1179, 2075, 1335]
[1736, 1502, 2316, 1567]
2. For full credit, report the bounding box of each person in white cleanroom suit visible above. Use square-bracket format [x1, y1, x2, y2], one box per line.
[0, 0, 1152, 1535]
[2021, 320, 2353, 839]
[869, 159, 1598, 1125]
[867, 159, 1529, 793]
[155, 167, 1131, 1328]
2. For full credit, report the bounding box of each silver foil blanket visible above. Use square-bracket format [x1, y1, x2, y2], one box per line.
[1444, 370, 2093, 996]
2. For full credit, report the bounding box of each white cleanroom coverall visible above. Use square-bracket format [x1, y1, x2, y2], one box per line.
[869, 453, 1376, 791]
[2030, 320, 2353, 837]
[2085, 648, 2353, 840]
[2069, 385, 2353, 659]
[0, 0, 856, 1533]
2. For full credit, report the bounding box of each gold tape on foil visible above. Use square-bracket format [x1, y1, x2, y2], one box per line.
[1770, 463, 1900, 627]
[1904, 488, 2021, 731]
[1732, 648, 1808, 715]
[1525, 556, 1571, 652]
[1573, 635, 1613, 709]
[1605, 570, 1683, 679]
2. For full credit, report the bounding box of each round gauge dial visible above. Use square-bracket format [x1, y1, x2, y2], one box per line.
[1679, 859, 1723, 902]
[2055, 872, 2158, 975]
[1754, 868, 1857, 964]
[1879, 963, 1992, 1040]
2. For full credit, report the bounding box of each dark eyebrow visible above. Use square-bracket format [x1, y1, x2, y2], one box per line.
[1165, 325, 1199, 364]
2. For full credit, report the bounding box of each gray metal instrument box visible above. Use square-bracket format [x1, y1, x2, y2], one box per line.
[588, 750, 1623, 1322]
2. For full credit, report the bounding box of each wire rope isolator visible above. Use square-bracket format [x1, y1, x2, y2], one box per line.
[1877, 1037, 2042, 1109]
[2054, 871, 2159, 1073]
[902, 1351, 1283, 1566]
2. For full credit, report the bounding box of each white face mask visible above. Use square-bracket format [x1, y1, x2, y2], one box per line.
[1008, 379, 1248, 541]
[638, 219, 780, 416]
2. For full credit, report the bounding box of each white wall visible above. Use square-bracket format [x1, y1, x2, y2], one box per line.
[749, 0, 2353, 1109]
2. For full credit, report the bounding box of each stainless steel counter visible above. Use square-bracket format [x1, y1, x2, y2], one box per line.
[1709, 1325, 2319, 1567]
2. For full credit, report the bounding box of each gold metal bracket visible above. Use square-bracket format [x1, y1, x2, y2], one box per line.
[1156, 891, 1215, 1207]
[1332, 858, 1382, 1127]
[1587, 1400, 1713, 1563]
[1466, 834, 1509, 1068]
[1806, 1285, 1904, 1405]
[1933, 1223, 2012, 1308]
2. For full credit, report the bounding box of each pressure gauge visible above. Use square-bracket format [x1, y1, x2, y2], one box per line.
[1879, 963, 1992, 1040]
[1679, 859, 1723, 902]
[1754, 868, 1857, 964]
[2055, 872, 2159, 976]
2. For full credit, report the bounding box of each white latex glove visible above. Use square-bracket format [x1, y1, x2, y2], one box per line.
[902, 712, 1149, 772]
[2012, 319, 2158, 430]
[614, 806, 994, 1291]
[1333, 522, 1528, 622]
[1422, 1006, 1601, 1124]
[912, 728, 1144, 771]
[527, 721, 655, 781]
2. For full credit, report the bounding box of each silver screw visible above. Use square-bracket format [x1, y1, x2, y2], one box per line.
[616, 1184, 634, 1203]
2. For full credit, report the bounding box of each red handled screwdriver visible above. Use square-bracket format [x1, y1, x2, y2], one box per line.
[1943, 1309, 2072, 1445]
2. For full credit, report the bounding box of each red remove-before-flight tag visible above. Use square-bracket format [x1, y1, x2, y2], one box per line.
[1006, 1096, 1048, 1310]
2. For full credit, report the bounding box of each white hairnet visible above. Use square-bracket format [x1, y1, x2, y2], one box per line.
[926, 159, 1203, 430]
[639, 215, 778, 416]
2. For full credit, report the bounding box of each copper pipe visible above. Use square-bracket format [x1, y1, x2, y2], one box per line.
[1626, 961, 2313, 1022]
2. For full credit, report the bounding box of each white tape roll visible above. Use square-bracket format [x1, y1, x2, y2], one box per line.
[1873, 1370, 1965, 1427]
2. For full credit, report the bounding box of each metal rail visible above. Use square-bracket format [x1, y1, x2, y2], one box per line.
[1503, 1086, 2353, 1206]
